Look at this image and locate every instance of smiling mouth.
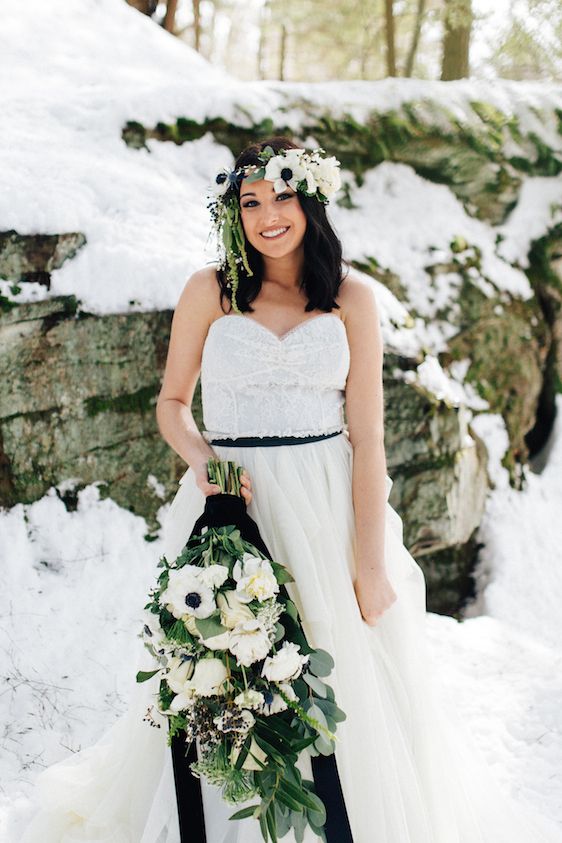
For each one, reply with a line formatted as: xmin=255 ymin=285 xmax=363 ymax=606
xmin=261 ymin=226 xmax=289 ymax=240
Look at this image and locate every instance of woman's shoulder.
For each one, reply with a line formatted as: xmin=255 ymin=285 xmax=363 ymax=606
xmin=174 ymin=264 xmax=221 ymax=313
xmin=336 ymin=270 xmax=380 ymax=324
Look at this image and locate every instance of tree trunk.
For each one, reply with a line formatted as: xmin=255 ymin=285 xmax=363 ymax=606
xmin=162 ymin=0 xmax=178 ymax=34
xmin=404 ymin=0 xmax=426 ymax=77
xmin=384 ymin=0 xmax=396 ymax=77
xmin=257 ymin=1 xmax=269 ymax=79
xmin=441 ymin=0 xmax=472 ymax=80
xmin=125 ymin=0 xmax=157 ymax=15
xmin=279 ymin=22 xmax=287 ymax=81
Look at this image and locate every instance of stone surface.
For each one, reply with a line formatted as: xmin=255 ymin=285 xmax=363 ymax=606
xmin=0 ymin=296 xmax=190 ymax=533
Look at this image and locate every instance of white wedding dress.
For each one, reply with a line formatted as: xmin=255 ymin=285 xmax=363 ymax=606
xmin=21 ymin=312 xmax=561 ymax=843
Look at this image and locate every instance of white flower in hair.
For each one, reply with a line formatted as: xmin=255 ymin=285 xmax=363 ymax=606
xmin=264 ymin=151 xmax=308 ymax=194
xmin=309 ymin=154 xmax=341 ymax=198
xmin=212 ymin=169 xmax=231 ymax=197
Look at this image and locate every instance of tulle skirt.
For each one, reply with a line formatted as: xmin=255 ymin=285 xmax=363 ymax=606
xmin=20 ymin=432 xmax=561 ymax=843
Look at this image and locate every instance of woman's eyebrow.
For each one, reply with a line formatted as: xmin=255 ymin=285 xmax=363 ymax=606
xmin=240 ymin=191 xmax=256 ymax=199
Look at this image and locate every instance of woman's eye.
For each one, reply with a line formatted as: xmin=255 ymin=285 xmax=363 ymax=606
xmin=277 ymin=193 xmax=292 ymax=200
xmin=242 ymin=200 xmax=258 ymax=208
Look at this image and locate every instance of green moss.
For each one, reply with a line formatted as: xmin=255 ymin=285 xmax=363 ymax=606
xmin=84 ymin=382 xmax=160 ymax=417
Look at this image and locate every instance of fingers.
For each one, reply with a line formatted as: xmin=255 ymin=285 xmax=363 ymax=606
xmin=204 ymin=482 xmax=222 ymax=497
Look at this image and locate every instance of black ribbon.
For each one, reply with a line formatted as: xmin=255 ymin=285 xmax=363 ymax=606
xmin=170 ymin=492 xmax=353 ymax=842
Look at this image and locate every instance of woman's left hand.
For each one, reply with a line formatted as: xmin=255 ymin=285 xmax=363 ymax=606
xmin=240 ymin=469 xmax=253 ymax=505
xmin=354 ymin=570 xmax=397 ymax=626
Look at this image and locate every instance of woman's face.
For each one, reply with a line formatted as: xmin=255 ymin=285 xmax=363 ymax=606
xmin=239 ymin=176 xmax=307 ymax=259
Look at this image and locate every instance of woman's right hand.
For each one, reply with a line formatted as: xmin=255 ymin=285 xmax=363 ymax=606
xmin=194 ymin=463 xmax=253 ymax=505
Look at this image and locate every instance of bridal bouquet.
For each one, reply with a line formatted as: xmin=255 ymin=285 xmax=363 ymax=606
xmin=137 ymin=458 xmax=347 ymax=843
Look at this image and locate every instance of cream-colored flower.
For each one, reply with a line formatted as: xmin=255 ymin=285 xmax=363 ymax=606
xmin=233 ymin=554 xmax=279 ymax=603
xmin=189 ymin=657 xmax=229 ymax=697
xmin=229 ymin=618 xmax=272 ymax=667
xmin=217 ymin=590 xmax=255 ymax=628
xmin=166 ymin=656 xmax=195 ymax=694
xmin=169 ymin=689 xmax=196 ymax=713
xmin=201 ymin=630 xmax=231 ymax=651
xmin=234 ymin=689 xmax=265 ymax=710
xmin=262 ymin=642 xmax=309 ymax=683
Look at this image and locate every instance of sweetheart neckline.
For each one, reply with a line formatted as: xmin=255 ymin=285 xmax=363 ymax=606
xmin=207 ymin=313 xmax=345 ymax=343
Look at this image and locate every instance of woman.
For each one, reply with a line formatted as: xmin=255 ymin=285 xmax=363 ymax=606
xmin=21 ymin=137 xmax=560 ymax=843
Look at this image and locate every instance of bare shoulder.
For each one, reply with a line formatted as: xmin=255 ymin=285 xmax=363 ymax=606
xmin=175 ymin=264 xmax=221 ymax=321
xmin=337 ymin=271 xmax=381 ymax=330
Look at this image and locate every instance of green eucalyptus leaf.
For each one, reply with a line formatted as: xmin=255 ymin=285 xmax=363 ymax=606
xmin=303 ymin=673 xmax=328 ymax=698
xmin=195 ymin=613 xmax=227 ymax=640
xmin=136 ymin=669 xmax=160 ymax=683
xmin=229 ymin=804 xmax=260 ymax=820
xmin=307 ymin=648 xmax=334 ymax=677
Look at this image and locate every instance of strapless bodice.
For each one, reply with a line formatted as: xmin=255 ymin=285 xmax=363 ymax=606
xmin=200 ymin=313 xmax=350 ymax=441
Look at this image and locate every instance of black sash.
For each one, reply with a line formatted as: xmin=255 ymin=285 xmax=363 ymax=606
xmin=170 ymin=443 xmax=354 ymax=842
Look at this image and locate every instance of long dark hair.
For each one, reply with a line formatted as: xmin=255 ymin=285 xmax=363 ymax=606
xmin=216 ymin=136 xmax=349 ymax=314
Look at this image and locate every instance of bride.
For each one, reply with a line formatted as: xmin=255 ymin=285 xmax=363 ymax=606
xmin=21 ymin=137 xmax=560 ymax=843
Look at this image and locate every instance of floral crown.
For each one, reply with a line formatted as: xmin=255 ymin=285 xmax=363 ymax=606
xmin=206 ymin=144 xmax=342 ymax=313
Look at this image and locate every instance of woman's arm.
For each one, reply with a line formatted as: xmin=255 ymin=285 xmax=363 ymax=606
xmin=156 ymin=267 xmax=252 ymax=503
xmin=343 ymin=277 xmax=396 ymax=624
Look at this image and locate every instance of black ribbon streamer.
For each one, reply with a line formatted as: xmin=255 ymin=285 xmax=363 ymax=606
xmin=170 ymin=492 xmax=353 ymax=843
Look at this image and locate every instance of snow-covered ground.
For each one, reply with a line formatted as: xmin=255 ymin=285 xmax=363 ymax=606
xmin=1 ymin=0 xmax=562 ymax=838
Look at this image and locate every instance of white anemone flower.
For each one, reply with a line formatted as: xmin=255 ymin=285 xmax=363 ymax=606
xmin=212 ymin=169 xmax=230 ymax=197
xmin=232 ymin=553 xmax=279 ymax=603
xmin=264 ymin=152 xmax=307 ymax=194
xmin=160 ymin=566 xmax=216 ymax=620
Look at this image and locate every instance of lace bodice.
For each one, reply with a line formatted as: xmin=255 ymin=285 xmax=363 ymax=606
xmin=200 ymin=313 xmax=350 ymax=440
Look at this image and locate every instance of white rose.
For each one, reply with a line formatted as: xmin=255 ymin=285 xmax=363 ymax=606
xmin=310 ymin=155 xmax=341 ymax=198
xmin=200 ymin=630 xmax=231 ymax=651
xmin=196 ymin=564 xmax=229 ymax=589
xmin=217 ymin=590 xmax=255 ymax=628
xmin=234 ymin=689 xmax=265 ymax=710
xmin=166 ymin=656 xmax=195 ymax=693
xmin=169 ymin=689 xmax=196 ymax=713
xmin=229 ymin=618 xmax=272 ymax=667
xmin=233 ymin=554 xmax=279 ymax=603
xmin=230 ymin=737 xmax=268 ymax=771
xmin=262 ymin=642 xmax=309 ymax=683
xmin=160 ymin=567 xmax=216 ymax=620
xmin=190 ymin=658 xmax=229 ymax=697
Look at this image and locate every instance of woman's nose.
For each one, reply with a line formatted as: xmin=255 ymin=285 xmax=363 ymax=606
xmin=260 ymin=202 xmax=280 ymax=225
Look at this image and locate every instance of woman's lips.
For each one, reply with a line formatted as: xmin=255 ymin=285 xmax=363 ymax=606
xmin=261 ymin=226 xmax=289 ymax=240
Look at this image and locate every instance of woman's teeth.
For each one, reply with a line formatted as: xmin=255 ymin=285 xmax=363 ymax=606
xmin=261 ymin=227 xmax=288 ymax=239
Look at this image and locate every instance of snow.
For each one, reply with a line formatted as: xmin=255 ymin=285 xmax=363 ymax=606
xmin=497 ymin=176 xmax=562 ymax=266
xmin=1 ymin=0 xmax=562 ymax=838
xmin=2 ymin=0 xmax=562 ymax=330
